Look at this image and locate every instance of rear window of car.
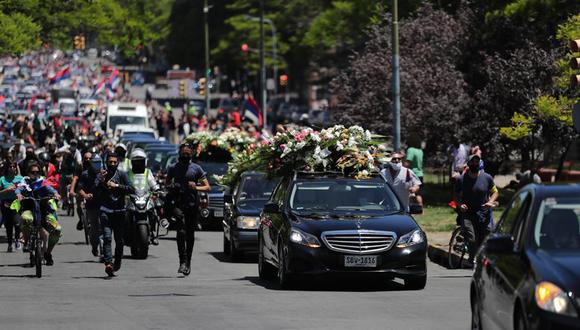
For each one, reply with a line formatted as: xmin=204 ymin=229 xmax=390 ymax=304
xmin=534 ymin=197 xmax=580 ymax=251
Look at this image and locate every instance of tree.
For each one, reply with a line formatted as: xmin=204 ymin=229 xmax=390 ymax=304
xmin=331 ymin=4 xmax=472 ymax=163
xmin=0 ymin=12 xmax=41 ymax=55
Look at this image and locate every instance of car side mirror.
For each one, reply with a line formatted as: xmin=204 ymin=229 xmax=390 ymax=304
xmin=263 ymin=203 xmax=280 ymax=213
xmin=485 ymin=233 xmax=514 ymax=254
xmin=224 ymin=194 xmax=233 ymax=204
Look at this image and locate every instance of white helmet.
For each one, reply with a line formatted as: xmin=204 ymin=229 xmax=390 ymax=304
xmin=130 ymin=148 xmax=146 ymax=160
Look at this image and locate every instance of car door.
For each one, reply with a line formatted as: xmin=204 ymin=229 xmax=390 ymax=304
xmin=261 ymin=178 xmax=288 ymax=262
xmin=483 ymin=191 xmax=531 ymax=329
xmin=224 ymin=180 xmax=240 ymax=240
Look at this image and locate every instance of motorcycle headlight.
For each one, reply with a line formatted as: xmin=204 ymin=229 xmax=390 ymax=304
xmin=535 ymin=282 xmax=577 ymax=317
xmin=396 ymin=229 xmax=425 ymax=248
xmin=236 ymin=216 xmax=259 ymax=229
xmin=135 ymin=197 xmax=147 ymax=208
xmin=289 ymin=228 xmax=320 ymax=248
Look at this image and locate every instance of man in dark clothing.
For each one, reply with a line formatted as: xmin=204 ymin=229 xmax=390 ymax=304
xmin=18 ymin=146 xmax=39 ymax=176
xmin=455 ymin=154 xmax=499 ymax=264
xmin=78 ymin=154 xmax=103 ymax=259
xmin=94 ymin=152 xmax=135 ymax=277
xmin=165 ymin=144 xmax=210 ymax=276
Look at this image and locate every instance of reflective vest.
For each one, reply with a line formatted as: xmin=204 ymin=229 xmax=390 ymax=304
xmin=128 ymin=169 xmax=149 ymax=191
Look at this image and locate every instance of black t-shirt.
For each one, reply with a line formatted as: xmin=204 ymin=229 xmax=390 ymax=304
xmin=78 ymin=170 xmax=99 ymax=209
xmin=455 ymin=172 xmax=495 ymax=213
xmin=166 ymin=162 xmax=206 ymax=205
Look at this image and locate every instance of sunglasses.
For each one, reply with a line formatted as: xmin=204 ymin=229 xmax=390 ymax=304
xmin=391 ymin=157 xmax=402 ymax=162
xmin=29 ymin=170 xmax=40 ymax=174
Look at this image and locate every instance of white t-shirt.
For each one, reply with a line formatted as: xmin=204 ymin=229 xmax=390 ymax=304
xmin=381 ymin=166 xmax=422 ymax=211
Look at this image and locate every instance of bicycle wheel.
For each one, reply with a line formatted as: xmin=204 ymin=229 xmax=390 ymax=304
xmin=448 ymin=227 xmax=468 ymax=269
xmin=35 ymin=234 xmax=42 ymax=278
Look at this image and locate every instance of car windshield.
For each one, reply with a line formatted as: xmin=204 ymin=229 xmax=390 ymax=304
xmin=238 ymin=175 xmax=279 ymax=201
xmin=289 ymin=179 xmax=402 ymax=214
xmin=534 ymin=197 xmax=580 ymax=251
xmin=199 ymin=162 xmax=228 ymax=185
xmin=110 ymin=116 xmax=146 ymax=131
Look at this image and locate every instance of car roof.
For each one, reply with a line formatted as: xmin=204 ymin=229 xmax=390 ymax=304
xmin=526 ymin=183 xmax=580 ymax=200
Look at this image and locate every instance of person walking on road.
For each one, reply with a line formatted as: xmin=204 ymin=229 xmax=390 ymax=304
xmin=454 ymin=154 xmax=499 ymax=264
xmin=381 ymin=151 xmax=421 ymax=212
xmin=0 ymin=161 xmax=23 ymax=252
xmin=95 ymin=152 xmax=135 ymax=277
xmin=165 ymin=144 xmax=210 ymax=276
xmin=78 ymin=154 xmax=104 ymax=260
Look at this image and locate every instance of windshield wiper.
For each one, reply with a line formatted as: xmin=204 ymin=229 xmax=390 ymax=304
xmin=294 ymin=212 xmax=329 ymax=219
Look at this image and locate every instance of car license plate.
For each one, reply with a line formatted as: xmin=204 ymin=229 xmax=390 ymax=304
xmin=344 ymin=255 xmax=378 ymax=267
xmin=214 ymin=210 xmax=223 ymax=217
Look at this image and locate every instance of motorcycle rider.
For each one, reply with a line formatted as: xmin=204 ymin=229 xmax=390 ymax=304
xmin=127 ymin=148 xmax=161 ymax=245
xmin=94 ymin=152 xmax=135 ymax=277
xmin=78 ymin=154 xmax=104 ymax=259
xmin=165 ymin=144 xmax=210 ymax=276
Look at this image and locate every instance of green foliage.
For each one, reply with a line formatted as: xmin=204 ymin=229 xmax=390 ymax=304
xmin=0 ymin=12 xmax=41 ymax=55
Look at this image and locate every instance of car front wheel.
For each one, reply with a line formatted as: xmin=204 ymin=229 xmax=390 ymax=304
xmin=471 ymin=290 xmax=482 ymax=330
xmin=277 ymin=243 xmax=294 ymax=289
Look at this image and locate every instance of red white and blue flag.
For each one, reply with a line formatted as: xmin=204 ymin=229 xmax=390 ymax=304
xmin=242 ymin=96 xmax=263 ymax=126
xmin=49 ymin=67 xmax=71 ymax=85
xmin=107 ymin=69 xmax=120 ymax=91
xmin=93 ymin=78 xmax=106 ymax=95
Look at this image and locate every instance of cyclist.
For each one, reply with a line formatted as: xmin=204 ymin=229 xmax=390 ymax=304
xmin=16 ymin=162 xmax=61 ymax=266
xmin=78 ymin=154 xmax=104 ymax=259
xmin=454 ymin=154 xmax=499 ymax=264
xmin=95 ymin=152 xmax=135 ymax=277
xmin=127 ymin=148 xmax=161 ymax=245
xmin=0 ymin=160 xmax=24 ymax=252
xmin=165 ymin=144 xmax=210 ymax=276
xmin=70 ymin=151 xmax=93 ymax=230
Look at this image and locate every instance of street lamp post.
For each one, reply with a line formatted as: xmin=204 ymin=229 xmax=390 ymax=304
xmin=259 ymin=0 xmax=267 ymax=128
xmin=391 ymin=0 xmax=401 ymax=151
xmin=245 ymin=16 xmax=277 ymax=97
xmin=203 ymin=0 xmax=211 ymax=114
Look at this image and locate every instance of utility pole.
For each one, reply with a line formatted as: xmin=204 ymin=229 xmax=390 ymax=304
xmin=391 ymin=0 xmax=401 ymax=151
xmin=259 ymin=0 xmax=267 ymax=129
xmin=203 ymin=0 xmax=210 ymax=114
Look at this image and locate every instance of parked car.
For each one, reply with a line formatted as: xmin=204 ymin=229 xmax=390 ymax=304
xmin=258 ymin=171 xmax=426 ymax=289
xmin=223 ymin=172 xmax=280 ymax=260
xmin=470 ymin=184 xmax=580 ymax=330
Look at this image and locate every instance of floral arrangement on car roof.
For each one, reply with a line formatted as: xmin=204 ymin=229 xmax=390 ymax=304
xmin=183 ymin=128 xmax=257 ymax=155
xmin=218 ymin=125 xmax=378 ymax=187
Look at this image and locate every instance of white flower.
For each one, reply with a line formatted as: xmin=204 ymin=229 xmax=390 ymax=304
xmin=336 ymin=142 xmax=344 ymax=151
xmin=365 ymin=130 xmax=372 ymax=141
xmin=348 ymin=137 xmax=356 ymax=147
xmin=361 ymin=170 xmax=369 ymax=176
xmin=311 ymin=133 xmax=321 ymax=142
xmin=296 ymin=141 xmax=306 ymax=150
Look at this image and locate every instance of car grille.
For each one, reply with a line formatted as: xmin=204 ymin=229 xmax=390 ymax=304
xmin=321 ymin=230 xmax=397 ymax=254
xmin=208 ymin=194 xmax=224 ymax=209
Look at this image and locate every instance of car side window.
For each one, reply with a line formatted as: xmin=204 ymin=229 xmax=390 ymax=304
xmin=512 ymin=195 xmax=532 ymax=246
xmin=271 ymin=178 xmax=289 ymax=205
xmin=496 ymin=191 xmax=529 ymax=235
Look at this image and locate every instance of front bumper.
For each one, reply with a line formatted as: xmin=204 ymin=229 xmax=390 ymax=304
xmin=232 ymin=230 xmax=258 ymax=252
xmin=286 ymin=241 xmax=427 ymax=279
xmin=527 ymin=308 xmax=580 ymax=330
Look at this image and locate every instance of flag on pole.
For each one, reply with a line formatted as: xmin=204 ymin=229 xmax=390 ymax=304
xmin=49 ymin=67 xmax=71 ymax=85
xmin=93 ymin=78 xmax=106 ymax=96
xmin=242 ymin=96 xmax=263 ymax=126
xmin=107 ymin=69 xmax=120 ymax=90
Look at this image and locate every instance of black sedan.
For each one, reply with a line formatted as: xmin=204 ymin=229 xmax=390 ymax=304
xmin=471 ymin=184 xmax=580 ymax=330
xmin=223 ymin=172 xmax=280 ymax=260
xmin=258 ymin=172 xmax=426 ymax=289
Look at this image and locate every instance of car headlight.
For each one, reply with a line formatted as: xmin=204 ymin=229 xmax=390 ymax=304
xmin=397 ymin=229 xmax=425 ymax=248
xmin=535 ymin=282 xmax=577 ymax=317
xmin=236 ymin=216 xmax=259 ymax=229
xmin=289 ymin=228 xmax=321 ymax=248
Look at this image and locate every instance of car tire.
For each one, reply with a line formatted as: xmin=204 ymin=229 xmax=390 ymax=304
xmin=277 ymin=244 xmax=294 ymax=289
xmin=404 ymin=275 xmax=426 ymax=290
xmin=470 ymin=290 xmax=482 ymax=330
xmin=223 ymin=235 xmax=231 ymax=255
xmin=258 ymin=235 xmax=276 ymax=280
xmin=514 ymin=306 xmax=528 ymax=330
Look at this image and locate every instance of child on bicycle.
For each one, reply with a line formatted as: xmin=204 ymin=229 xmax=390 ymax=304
xmin=15 ymin=162 xmax=62 ymax=266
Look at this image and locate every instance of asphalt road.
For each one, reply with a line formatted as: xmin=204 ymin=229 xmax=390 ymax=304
xmin=0 ymin=213 xmax=473 ymax=330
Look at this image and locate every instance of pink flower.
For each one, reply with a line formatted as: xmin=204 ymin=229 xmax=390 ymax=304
xmin=293 ymin=133 xmax=304 ymax=142
xmin=280 ymin=144 xmax=286 ymax=151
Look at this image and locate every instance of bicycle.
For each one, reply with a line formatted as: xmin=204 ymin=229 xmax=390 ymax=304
xmin=448 ymin=225 xmax=468 ymax=269
xmin=21 ymin=196 xmax=54 ymax=278
xmin=79 ymin=199 xmax=90 ymax=245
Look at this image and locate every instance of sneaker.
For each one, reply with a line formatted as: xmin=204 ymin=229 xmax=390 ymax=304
xmin=44 ymin=253 xmax=54 ymax=266
xmin=151 ymin=237 xmax=159 ymax=246
xmin=99 ymin=256 xmax=105 ymax=263
xmin=15 ymin=241 xmax=21 ymax=250
xmin=177 ymin=263 xmax=186 ymax=274
xmin=105 ymin=263 xmax=115 ymax=277
xmin=113 ymin=259 xmax=121 ymax=272
xmin=183 ymin=264 xmax=191 ymax=276
xmin=91 ymin=246 xmax=99 ymax=257
xmin=7 ymin=244 xmax=13 ymax=253
xmin=76 ymin=220 xmax=83 ymax=231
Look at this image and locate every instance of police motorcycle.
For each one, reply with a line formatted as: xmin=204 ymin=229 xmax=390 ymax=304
xmin=124 ymin=149 xmax=162 ymax=259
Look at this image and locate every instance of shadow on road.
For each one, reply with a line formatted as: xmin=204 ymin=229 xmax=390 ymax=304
xmin=62 ymin=260 xmax=99 ymax=264
xmin=0 ymin=274 xmax=38 ymax=278
xmin=57 ymin=242 xmax=89 ymax=246
xmin=0 ymin=263 xmax=33 ymax=268
xmin=71 ymin=276 xmax=115 ymax=280
xmin=128 ymin=293 xmax=195 ymax=297
xmin=207 ymin=251 xmax=256 ymax=264
xmin=238 ymin=275 xmax=409 ymax=292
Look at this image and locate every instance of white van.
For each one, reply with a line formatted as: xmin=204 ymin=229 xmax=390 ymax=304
xmin=106 ymin=102 xmax=149 ymax=136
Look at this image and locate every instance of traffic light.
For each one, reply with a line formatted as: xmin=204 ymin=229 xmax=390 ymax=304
xmin=241 ymin=44 xmax=249 ymax=53
xmin=199 ymin=77 xmax=206 ymax=96
xmin=179 ymin=80 xmax=186 ymax=97
xmin=74 ymin=35 xmax=82 ymax=50
xmin=570 ymin=39 xmax=580 ymax=87
xmin=279 ymin=74 xmax=288 ymax=87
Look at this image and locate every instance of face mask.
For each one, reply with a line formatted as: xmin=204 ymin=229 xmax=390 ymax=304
xmin=390 ymin=162 xmax=402 ymax=171
xmin=468 ymin=164 xmax=479 ymax=174
xmin=107 ymin=164 xmax=118 ymax=172
xmin=179 ymin=154 xmax=191 ymax=164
